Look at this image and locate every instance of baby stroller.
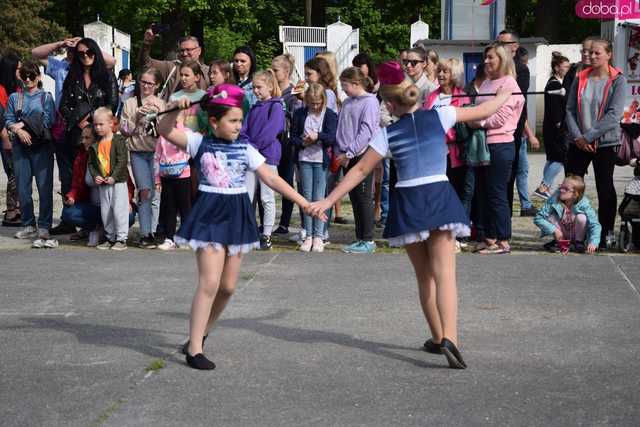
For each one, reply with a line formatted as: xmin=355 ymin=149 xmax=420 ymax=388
xmin=617 ymin=122 xmax=640 ymax=252
xmin=618 ymin=177 xmax=640 ymax=252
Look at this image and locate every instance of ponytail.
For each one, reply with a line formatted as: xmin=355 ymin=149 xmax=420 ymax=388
xmin=254 ymin=68 xmax=282 ymax=97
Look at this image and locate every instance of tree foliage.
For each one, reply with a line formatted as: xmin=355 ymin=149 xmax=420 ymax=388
xmin=0 ymin=0 xmax=67 ymax=59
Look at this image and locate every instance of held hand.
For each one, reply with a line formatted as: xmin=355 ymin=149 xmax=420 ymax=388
xmin=105 ymin=177 xmax=115 ymax=185
xmin=553 ymin=229 xmax=564 ymax=241
xmin=172 ymin=97 xmax=192 ymax=110
xmin=95 ymin=176 xmax=105 ymax=185
xmin=307 ymin=199 xmax=332 ymax=220
xmin=64 ymin=37 xmax=81 ymax=48
xmin=587 ymin=243 xmax=597 ymax=254
xmin=529 ymin=135 xmax=541 ymax=150
xmin=78 ymin=115 xmax=91 ymax=130
xmin=17 ymin=129 xmax=32 ymax=145
xmin=575 ymin=137 xmax=595 ymax=153
xmin=307 ymin=131 xmax=318 ymax=142
xmin=337 ymin=153 xmax=349 ymax=167
xmin=143 ymin=28 xmax=157 ymax=44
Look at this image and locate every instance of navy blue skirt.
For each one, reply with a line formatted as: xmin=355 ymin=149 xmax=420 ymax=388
xmin=175 ymin=191 xmax=259 ymax=254
xmin=383 ymin=181 xmax=470 ymax=247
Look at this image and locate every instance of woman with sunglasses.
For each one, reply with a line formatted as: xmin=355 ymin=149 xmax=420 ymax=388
xmin=5 ymin=61 xmax=56 ymax=247
xmin=120 ymin=68 xmax=166 ymax=248
xmin=59 ymin=38 xmax=118 ymax=149
xmin=403 ymin=48 xmax=438 ymax=106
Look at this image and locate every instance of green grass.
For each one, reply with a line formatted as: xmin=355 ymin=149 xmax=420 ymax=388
xmin=144 ymin=359 xmax=165 ymax=372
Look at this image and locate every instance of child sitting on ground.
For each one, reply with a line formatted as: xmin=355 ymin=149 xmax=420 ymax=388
xmin=534 ymin=175 xmax=601 ymax=254
xmin=88 ymin=107 xmax=130 ymax=251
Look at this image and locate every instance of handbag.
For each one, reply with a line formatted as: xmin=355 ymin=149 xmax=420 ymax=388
xmin=16 ymin=92 xmax=53 ymax=146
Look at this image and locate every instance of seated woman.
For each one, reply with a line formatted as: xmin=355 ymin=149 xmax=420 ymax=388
xmin=61 ymin=127 xmax=136 ymax=246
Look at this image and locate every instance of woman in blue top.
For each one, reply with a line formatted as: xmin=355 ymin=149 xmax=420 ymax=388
xmin=5 ymin=61 xmax=56 ymax=247
xmin=309 ymin=62 xmax=512 ymax=369
xmin=158 ymin=84 xmax=309 ymax=370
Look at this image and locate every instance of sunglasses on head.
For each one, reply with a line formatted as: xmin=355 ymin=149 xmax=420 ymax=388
xmin=20 ymin=72 xmax=38 ymax=81
xmin=77 ymin=50 xmax=95 ymax=58
xmin=402 ymin=59 xmax=425 ymax=67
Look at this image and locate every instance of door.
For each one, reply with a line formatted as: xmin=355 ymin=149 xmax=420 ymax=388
xmin=463 ymin=52 xmax=484 ymax=85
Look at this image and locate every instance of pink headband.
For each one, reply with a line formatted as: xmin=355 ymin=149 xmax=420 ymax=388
xmin=205 ymin=84 xmax=244 ymax=108
xmin=377 ymin=61 xmax=406 ymax=86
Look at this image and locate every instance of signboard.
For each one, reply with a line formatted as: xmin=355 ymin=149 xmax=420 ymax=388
xmin=576 ymin=0 xmax=640 ymax=20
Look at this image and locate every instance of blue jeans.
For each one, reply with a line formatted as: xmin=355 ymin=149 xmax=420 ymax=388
xmin=516 ymin=138 xmax=532 ymax=210
xmin=130 ymin=151 xmax=159 ymax=236
xmin=300 ymin=161 xmax=328 ymax=238
xmin=478 ymin=143 xmax=515 ymax=241
xmin=61 ymin=200 xmax=136 ymax=230
xmin=12 ymin=141 xmax=54 ymax=230
xmin=542 ymin=160 xmax=564 ymax=189
xmin=380 ymin=158 xmax=390 ymax=222
xmin=460 ymin=166 xmax=475 ymax=216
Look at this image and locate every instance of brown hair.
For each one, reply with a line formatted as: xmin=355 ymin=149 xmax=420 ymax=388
xmin=378 ymin=79 xmax=420 ymax=107
xmin=565 ymin=175 xmax=586 ymax=202
xmin=208 ymin=59 xmax=235 ymax=84
xmin=339 ymin=67 xmax=374 ymax=93
xmin=253 ymin=69 xmax=282 ymax=97
xmin=590 ymin=39 xmax=613 ymax=65
xmin=179 ymin=60 xmax=204 ymax=79
xmin=550 ymin=51 xmax=569 ymax=76
xmin=304 ymin=82 xmax=327 ymax=110
xmin=305 ymin=57 xmax=338 ymax=101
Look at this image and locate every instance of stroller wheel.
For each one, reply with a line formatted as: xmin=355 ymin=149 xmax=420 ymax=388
xmin=618 ymin=224 xmax=631 ymax=253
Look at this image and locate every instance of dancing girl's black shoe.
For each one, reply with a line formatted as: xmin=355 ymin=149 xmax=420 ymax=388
xmin=440 ymin=338 xmax=467 ymax=369
xmin=186 ymin=353 xmax=216 ymax=370
xmin=180 ymin=334 xmax=208 ymax=355
xmin=422 ymin=338 xmax=442 ymax=354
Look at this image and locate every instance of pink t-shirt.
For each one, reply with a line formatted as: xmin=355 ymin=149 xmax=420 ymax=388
xmin=475 ymin=75 xmax=524 ymax=144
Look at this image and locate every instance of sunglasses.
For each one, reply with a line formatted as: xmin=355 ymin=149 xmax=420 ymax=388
xmin=77 ymin=50 xmax=95 ymax=58
xmin=402 ymin=59 xmax=425 ymax=67
xmin=20 ymin=72 xmax=38 ymax=81
xmin=559 ymin=185 xmax=574 ymax=193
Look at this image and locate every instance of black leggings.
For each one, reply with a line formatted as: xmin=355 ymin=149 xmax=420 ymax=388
xmin=346 ymin=154 xmax=374 ymax=241
xmin=565 ymin=144 xmax=617 ymax=239
xmin=159 ymin=177 xmax=192 ymax=240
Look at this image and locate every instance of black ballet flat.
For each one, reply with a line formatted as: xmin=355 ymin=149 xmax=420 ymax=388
xmin=440 ymin=338 xmax=467 ymax=369
xmin=186 ymin=353 xmax=216 ymax=370
xmin=423 ymin=338 xmax=442 ymax=354
xmin=180 ymin=334 xmax=208 ymax=355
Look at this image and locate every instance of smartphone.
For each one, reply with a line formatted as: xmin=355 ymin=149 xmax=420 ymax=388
xmin=151 ymin=23 xmax=170 ymax=35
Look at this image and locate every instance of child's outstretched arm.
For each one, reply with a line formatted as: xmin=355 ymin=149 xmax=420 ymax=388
xmin=255 ymin=164 xmax=310 ymax=212
xmin=157 ymin=98 xmax=191 ymax=149
xmin=308 ymin=147 xmax=383 ymax=220
xmin=455 ymin=87 xmax=512 ymax=124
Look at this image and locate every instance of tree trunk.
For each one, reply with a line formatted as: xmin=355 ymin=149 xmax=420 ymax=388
xmin=305 ymin=0 xmax=312 ymax=26
xmin=534 ymin=0 xmax=561 ymax=42
xmin=161 ymin=0 xmax=186 ymax=59
xmin=310 ymin=0 xmax=326 ymax=27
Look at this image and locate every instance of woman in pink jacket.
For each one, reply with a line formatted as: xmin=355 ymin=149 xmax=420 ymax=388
xmin=473 ymin=43 xmax=524 ymax=254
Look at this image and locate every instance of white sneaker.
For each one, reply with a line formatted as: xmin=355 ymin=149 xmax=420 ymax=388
xmin=311 ymin=237 xmax=324 ymax=253
xmin=87 ymin=231 xmax=101 ymax=247
xmin=299 ymin=237 xmax=313 ymax=252
xmin=158 ymin=238 xmax=177 ymax=251
xmin=15 ymin=226 xmax=38 ymax=239
xmin=44 ymin=239 xmax=59 ymax=249
xmin=455 ymin=240 xmax=462 ymax=254
xmin=32 ymin=238 xmax=45 ymax=249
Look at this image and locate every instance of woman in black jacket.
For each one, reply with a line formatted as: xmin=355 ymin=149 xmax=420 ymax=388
xmin=535 ymin=52 xmax=571 ymax=199
xmin=60 ymin=38 xmax=118 ymax=147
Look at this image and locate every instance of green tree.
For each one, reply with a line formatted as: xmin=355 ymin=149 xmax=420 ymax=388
xmin=0 ymin=0 xmax=67 ymax=59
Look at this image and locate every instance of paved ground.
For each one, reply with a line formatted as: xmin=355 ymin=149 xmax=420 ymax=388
xmin=1 ymin=152 xmax=639 ymax=426
xmin=0 ymin=250 xmax=639 ymax=426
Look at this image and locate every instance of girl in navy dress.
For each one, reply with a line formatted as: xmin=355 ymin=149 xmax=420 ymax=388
xmin=309 ymin=62 xmax=511 ymax=369
xmin=158 ymin=84 xmax=309 ymax=370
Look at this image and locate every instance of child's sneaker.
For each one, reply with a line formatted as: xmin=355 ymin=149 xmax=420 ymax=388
xmin=543 ymin=240 xmax=559 ymax=253
xmin=259 ymin=235 xmax=272 ymax=251
xmin=342 ymin=240 xmax=363 ymax=253
xmin=311 ymin=237 xmax=324 ymax=253
xmin=44 ymin=239 xmax=59 ymax=249
xmin=299 ymin=237 xmax=313 ymax=252
xmin=32 ymin=238 xmax=45 ymax=249
xmin=139 ymin=235 xmax=157 ymax=249
xmin=157 ymin=238 xmax=177 ymax=251
xmin=15 ymin=225 xmax=38 ymax=240
xmin=289 ymin=229 xmax=306 ymax=243
xmin=111 ymin=241 xmax=127 ymax=251
xmin=96 ymin=240 xmax=114 ymax=250
xmin=273 ymin=226 xmax=289 ymax=235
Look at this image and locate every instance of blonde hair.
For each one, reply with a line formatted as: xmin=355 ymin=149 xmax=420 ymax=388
xmin=315 ymin=51 xmax=338 ymax=85
xmin=378 ymin=79 xmax=420 ymax=107
xmin=339 ymin=67 xmax=374 ymax=93
xmin=437 ymin=58 xmax=465 ymax=89
xmin=253 ymin=69 xmax=282 ymax=97
xmin=304 ymin=82 xmax=327 ymax=110
xmin=93 ymin=107 xmax=113 ymax=122
xmin=565 ymin=175 xmax=586 ymax=202
xmin=272 ymin=54 xmax=296 ymax=78
xmin=485 ymin=43 xmax=516 ymax=78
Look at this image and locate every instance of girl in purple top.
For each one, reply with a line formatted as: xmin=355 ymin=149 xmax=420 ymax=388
xmin=334 ymin=67 xmax=380 ymax=254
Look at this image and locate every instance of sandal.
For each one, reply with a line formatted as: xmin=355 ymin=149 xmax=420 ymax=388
xmin=477 ymin=244 xmax=511 ymax=255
